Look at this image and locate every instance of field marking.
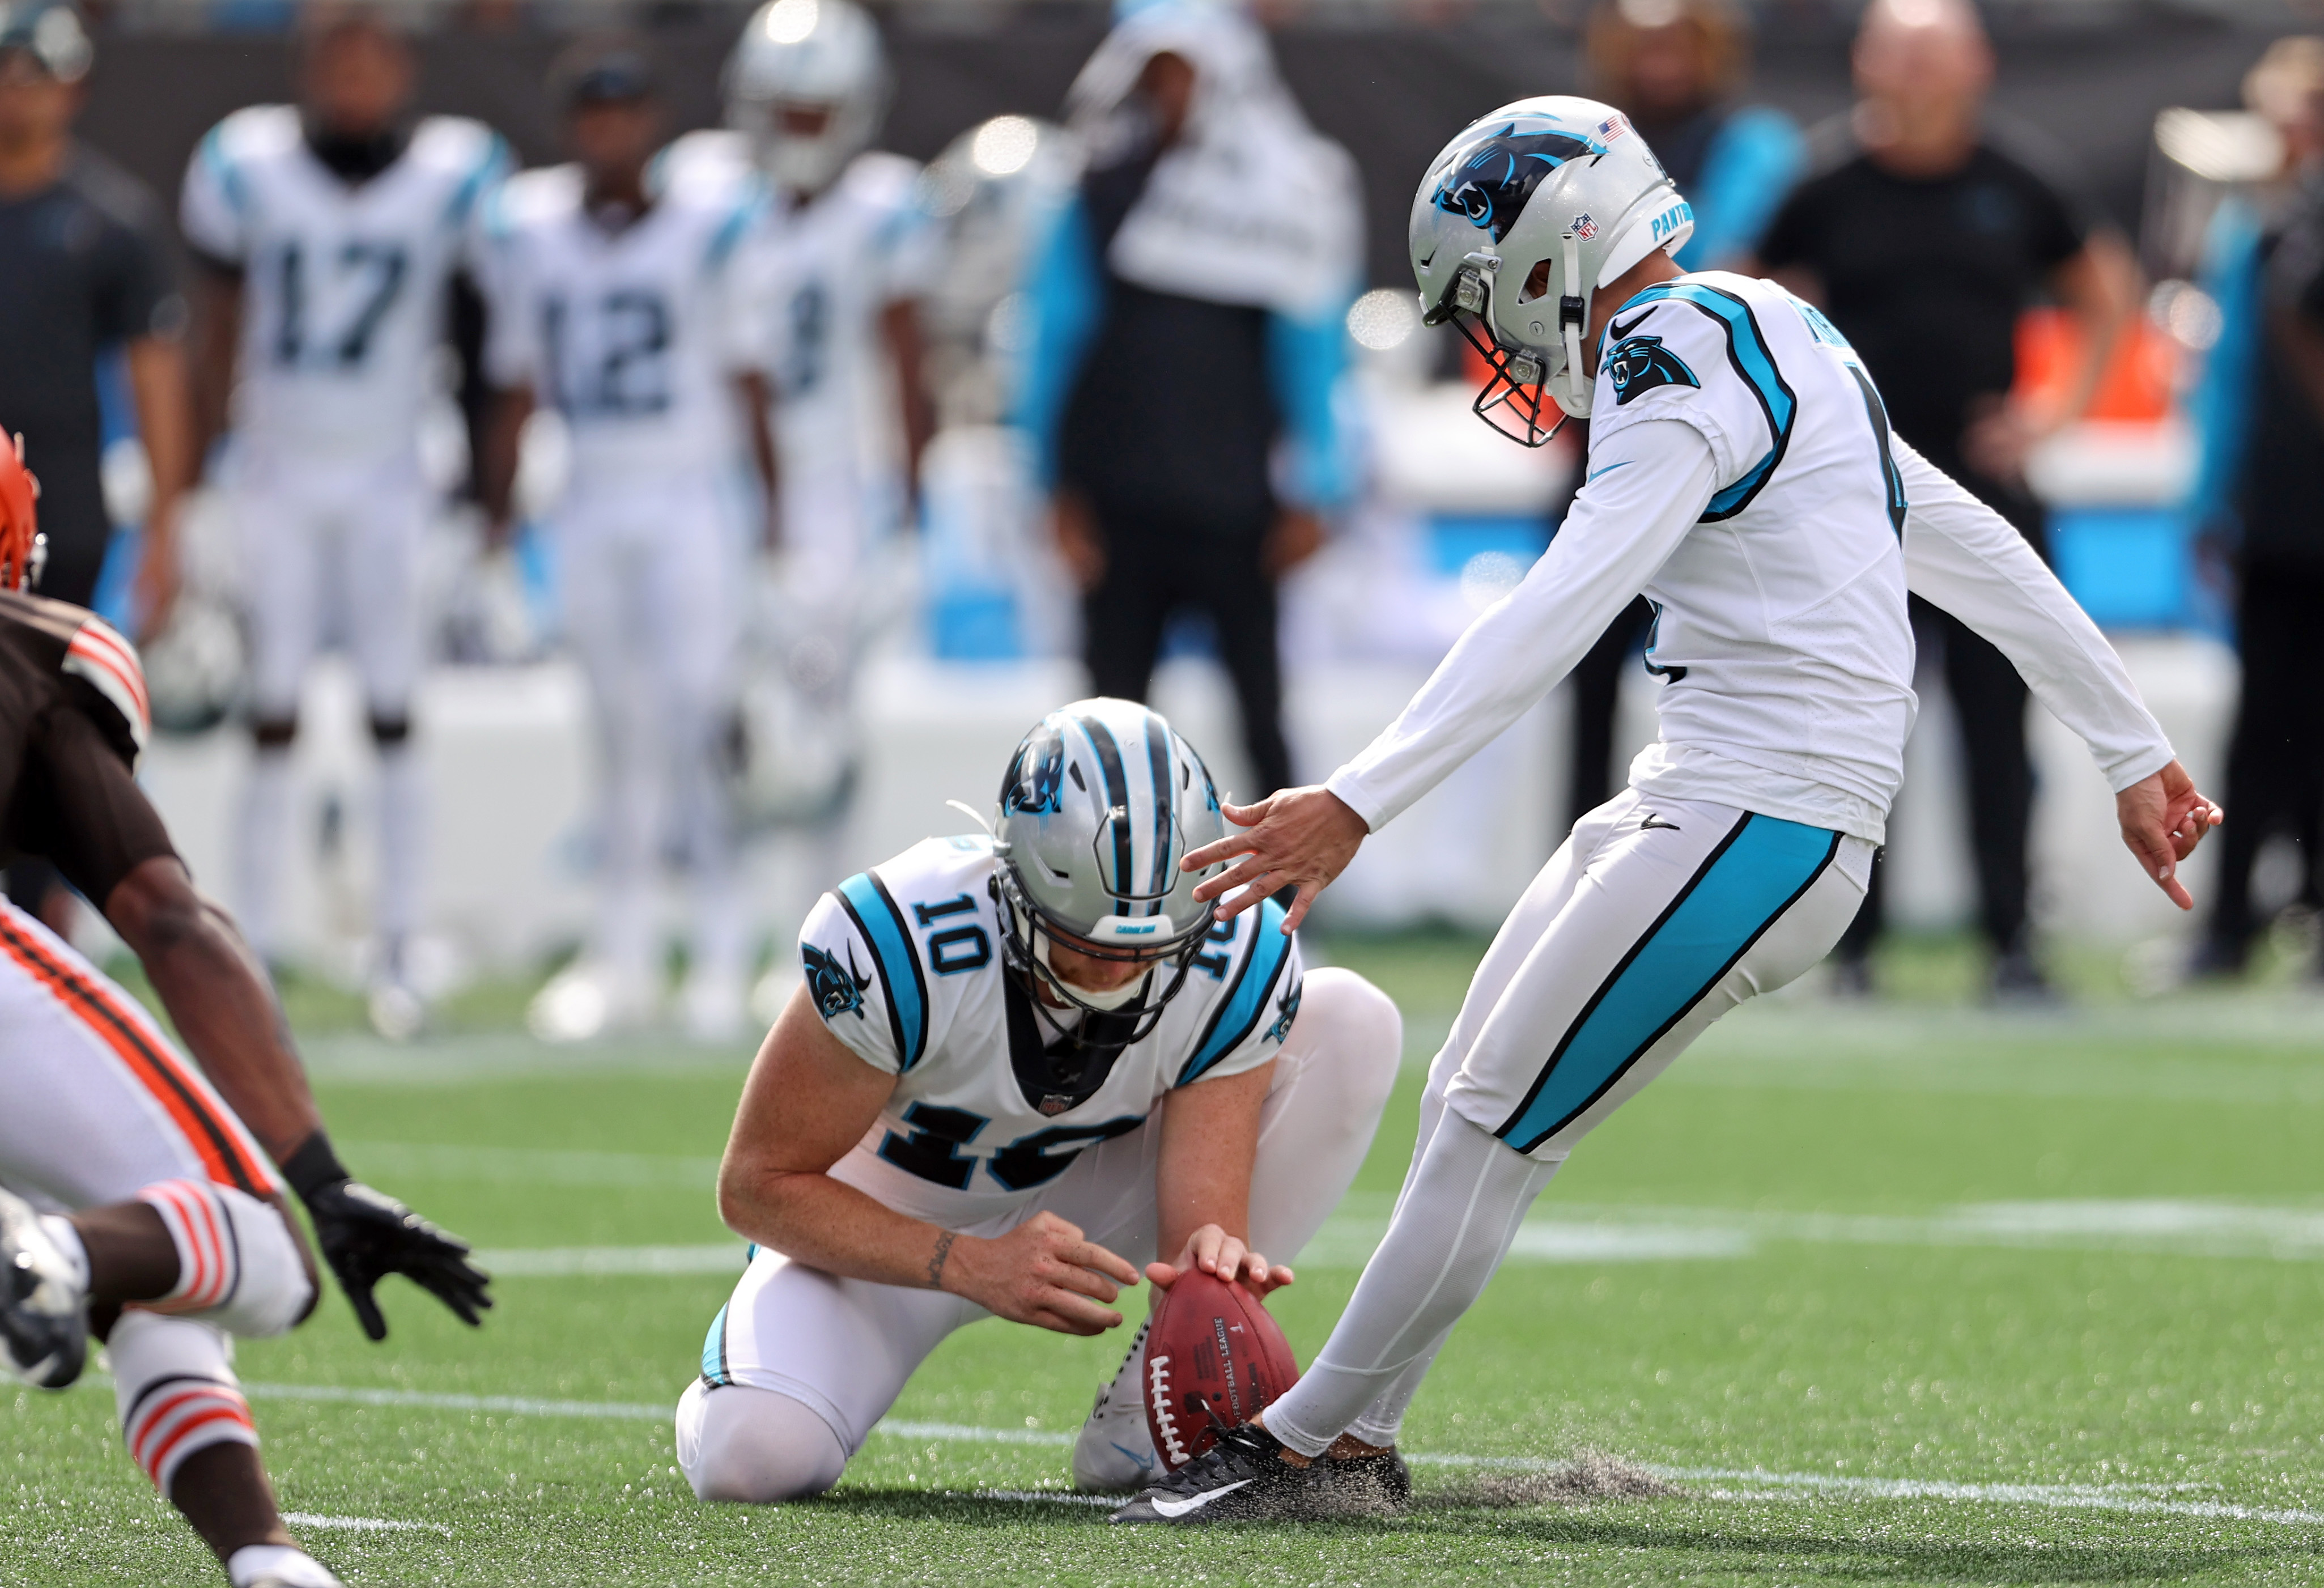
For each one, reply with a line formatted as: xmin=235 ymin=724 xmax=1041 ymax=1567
xmin=281 ymin=1511 xmax=450 ymax=1535
xmin=215 ymin=1381 xmax=2324 ymax=1528
xmin=439 ymin=1194 xmax=2324 ymax=1283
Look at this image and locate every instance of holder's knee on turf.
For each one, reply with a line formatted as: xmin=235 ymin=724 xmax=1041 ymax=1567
xmin=135 ymin=1179 xmax=313 ymax=1338
xmin=676 ymin=1379 xmax=848 ymax=1502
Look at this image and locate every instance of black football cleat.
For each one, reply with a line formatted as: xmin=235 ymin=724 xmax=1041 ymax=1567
xmin=0 ymin=1186 xmax=87 ymax=1390
xmin=1110 ymin=1422 xmax=1315 ymax=1524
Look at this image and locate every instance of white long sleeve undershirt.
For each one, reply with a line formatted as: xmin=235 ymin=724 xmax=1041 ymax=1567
xmin=1324 ymin=424 xmax=2174 ymax=837
xmin=1890 ymin=438 xmax=2174 ymax=797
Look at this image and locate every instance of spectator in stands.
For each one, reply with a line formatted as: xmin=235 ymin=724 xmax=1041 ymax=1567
xmin=1014 ymin=1 xmax=1357 ymax=800
xmin=0 ymin=1 xmax=191 ymax=935
xmin=2186 ymin=37 xmax=2324 ymax=979
xmin=1563 ymin=0 xmax=1804 ymax=829
xmin=1755 ymin=0 xmax=2138 ymax=1000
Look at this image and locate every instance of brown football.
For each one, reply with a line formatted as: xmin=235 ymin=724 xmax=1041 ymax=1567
xmin=1142 ymin=1269 xmax=1302 ymax=1472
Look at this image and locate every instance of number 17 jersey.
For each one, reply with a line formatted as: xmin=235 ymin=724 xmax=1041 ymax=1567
xmin=180 ymin=107 xmax=509 ymax=462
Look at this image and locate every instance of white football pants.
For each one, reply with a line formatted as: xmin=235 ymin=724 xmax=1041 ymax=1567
xmin=230 ymin=450 xmax=430 ymax=960
xmin=675 ymin=967 xmax=1404 ymax=1502
xmin=1263 ymin=791 xmax=1873 ymax=1457
xmin=555 ymin=475 xmax=747 ymax=988
xmin=0 ymin=899 xmax=305 ymax=1492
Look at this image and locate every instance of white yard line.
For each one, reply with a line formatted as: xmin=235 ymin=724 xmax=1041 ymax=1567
xmin=214 ymin=1381 xmax=2322 ymax=1528
xmin=281 ymin=1512 xmax=450 ymax=1535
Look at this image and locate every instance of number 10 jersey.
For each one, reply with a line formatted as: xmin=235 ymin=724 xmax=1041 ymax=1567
xmin=801 ymin=835 xmax=1305 ymax=1228
xmin=181 ymin=107 xmax=509 ymax=464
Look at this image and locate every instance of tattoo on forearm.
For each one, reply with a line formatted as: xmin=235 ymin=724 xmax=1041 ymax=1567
xmin=926 ymin=1230 xmax=956 ymax=1288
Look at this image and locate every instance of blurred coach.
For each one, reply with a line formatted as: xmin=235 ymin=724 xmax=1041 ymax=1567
xmin=1014 ymin=1 xmax=1358 ymax=801
xmin=2185 ymin=38 xmax=2324 ymax=979
xmin=1755 ymin=0 xmax=2138 ymax=1000
xmin=0 ymin=2 xmax=192 ymax=932
xmin=1564 ymin=0 xmax=1804 ymax=830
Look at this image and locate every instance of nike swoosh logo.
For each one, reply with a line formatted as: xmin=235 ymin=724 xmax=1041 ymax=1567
xmin=1150 ymin=1479 xmax=1254 ymax=1518
xmin=1640 ymin=813 xmax=1682 ymax=832
xmin=1607 ymin=311 xmax=1650 ymax=343
xmin=1586 ymin=461 xmax=1634 ymax=483
xmin=1111 ymin=1442 xmax=1156 ymax=1472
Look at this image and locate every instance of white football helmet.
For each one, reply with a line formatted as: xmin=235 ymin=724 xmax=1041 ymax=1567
xmin=724 ymin=0 xmax=890 ymax=196
xmin=990 ymin=699 xmax=1227 ymax=1048
xmin=1410 ymin=95 xmax=1694 ymax=444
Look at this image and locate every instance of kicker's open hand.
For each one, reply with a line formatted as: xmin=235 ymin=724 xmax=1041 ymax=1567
xmin=301 ymin=1178 xmax=493 ymax=1342
xmin=1181 ymin=785 xmax=1370 ymax=932
xmin=2117 ymin=759 xmax=2222 ymax=911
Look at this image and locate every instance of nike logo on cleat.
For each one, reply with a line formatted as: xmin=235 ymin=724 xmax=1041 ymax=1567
xmin=1111 ymin=1442 xmax=1156 ymax=1474
xmin=1639 ymin=812 xmax=1681 ymax=832
xmin=1149 ymin=1479 xmax=1254 ymax=1518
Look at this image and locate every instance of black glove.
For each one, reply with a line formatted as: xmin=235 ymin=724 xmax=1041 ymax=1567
xmin=284 ymin=1132 xmax=493 ymax=1342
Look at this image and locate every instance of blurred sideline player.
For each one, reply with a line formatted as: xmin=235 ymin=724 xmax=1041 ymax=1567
xmin=1118 ymin=97 xmax=2219 ymax=1521
xmin=676 ymin=700 xmax=1400 ymax=1502
xmin=0 ymin=441 xmax=490 ymax=1587
xmin=723 ymin=0 xmax=937 ymax=1005
xmin=481 ymin=41 xmax=768 ymax=1042
xmin=181 ymin=9 xmax=509 ymax=1034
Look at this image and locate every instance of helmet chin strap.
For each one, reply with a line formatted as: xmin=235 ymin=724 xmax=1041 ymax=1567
xmin=1552 ymin=230 xmax=1594 ymax=419
xmin=1034 ymin=930 xmax=1152 ymax=1012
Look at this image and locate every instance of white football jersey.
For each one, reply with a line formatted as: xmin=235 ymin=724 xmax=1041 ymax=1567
xmin=481 ymin=148 xmax=763 ymax=491
xmin=799 ymin=835 xmax=1303 ymax=1225
xmin=736 ymin=151 xmax=939 ymax=515
xmin=1330 ymin=268 xmax=2172 ymax=846
xmin=181 ymin=107 xmax=509 ymax=460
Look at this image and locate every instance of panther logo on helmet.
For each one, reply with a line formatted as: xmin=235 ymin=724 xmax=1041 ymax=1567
xmin=999 ymin=725 xmax=1068 ymax=816
xmin=1431 ymin=123 xmax=1608 ymax=244
xmin=1605 ymin=332 xmax=1700 ymax=406
xmin=801 ymin=940 xmax=872 ymax=1020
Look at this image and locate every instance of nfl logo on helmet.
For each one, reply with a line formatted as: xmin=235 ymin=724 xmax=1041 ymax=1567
xmin=1571 ymin=213 xmax=1599 ymax=240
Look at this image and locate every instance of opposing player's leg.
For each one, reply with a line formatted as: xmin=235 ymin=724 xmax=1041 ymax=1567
xmin=231 ymin=473 xmax=325 ymax=966
xmin=1069 ymin=968 xmax=1402 ymax=1490
xmin=0 ymin=903 xmax=333 ymax=1582
xmin=677 ymin=1245 xmax=983 ymax=1502
xmin=345 ymin=461 xmax=430 ymax=1035
xmin=1119 ymin=796 xmax=1869 ymax=1520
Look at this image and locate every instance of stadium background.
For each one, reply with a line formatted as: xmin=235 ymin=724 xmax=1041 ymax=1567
xmin=10 ymin=4 xmax=2324 ymax=1585
xmin=49 ymin=0 xmax=2306 ymax=997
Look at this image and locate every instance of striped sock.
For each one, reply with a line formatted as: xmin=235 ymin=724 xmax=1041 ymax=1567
xmin=134 ymin=1178 xmax=240 ymax=1315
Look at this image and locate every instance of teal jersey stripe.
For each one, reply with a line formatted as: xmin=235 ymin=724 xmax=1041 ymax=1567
xmin=1497 ymin=814 xmax=1840 ymax=1153
xmin=1621 ymin=281 xmax=1796 ymax=521
xmin=700 ymin=1302 xmax=732 ymax=1387
xmin=1178 ymin=898 xmax=1295 ymax=1085
xmin=836 ymin=872 xmax=931 ymax=1071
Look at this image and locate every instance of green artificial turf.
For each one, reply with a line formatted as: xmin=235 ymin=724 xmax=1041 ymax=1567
xmin=8 ymin=936 xmax=2324 ymax=1586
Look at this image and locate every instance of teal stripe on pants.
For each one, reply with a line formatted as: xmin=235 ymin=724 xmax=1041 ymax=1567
xmin=1498 ymin=813 xmax=1839 ymax=1153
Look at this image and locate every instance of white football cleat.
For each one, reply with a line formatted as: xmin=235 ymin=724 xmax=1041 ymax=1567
xmin=0 ymin=1186 xmax=87 ymax=1390
xmin=1073 ymin=1318 xmax=1159 ymax=1492
xmin=366 ymin=979 xmax=427 ymax=1043
xmin=226 ymin=1543 xmax=343 ymax=1588
xmin=526 ymin=959 xmax=657 ymax=1043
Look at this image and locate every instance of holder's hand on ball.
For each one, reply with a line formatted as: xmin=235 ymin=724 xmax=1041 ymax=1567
xmin=1146 ymin=1222 xmax=1292 ymax=1300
